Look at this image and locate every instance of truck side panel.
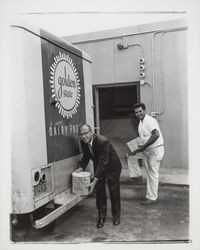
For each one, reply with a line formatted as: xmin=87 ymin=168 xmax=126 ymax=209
xmin=41 ymin=36 xmax=86 ymax=163
xmin=11 ymin=23 xmax=93 ymax=216
xmin=12 ymin=27 xmax=48 ymax=213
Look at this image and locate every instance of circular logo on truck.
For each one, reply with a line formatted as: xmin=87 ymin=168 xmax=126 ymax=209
xmin=49 ymin=52 xmax=81 ymax=118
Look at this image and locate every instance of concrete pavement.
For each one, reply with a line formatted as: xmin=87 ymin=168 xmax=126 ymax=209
xmin=12 ymin=183 xmax=189 ymax=243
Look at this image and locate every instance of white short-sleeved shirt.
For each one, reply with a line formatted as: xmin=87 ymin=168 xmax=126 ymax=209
xmin=138 ymin=114 xmax=164 ymax=148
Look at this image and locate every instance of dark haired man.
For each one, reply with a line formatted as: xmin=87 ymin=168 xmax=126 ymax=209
xmin=131 ymin=103 xmax=164 ymax=205
xmin=75 ymin=124 xmax=122 ymax=228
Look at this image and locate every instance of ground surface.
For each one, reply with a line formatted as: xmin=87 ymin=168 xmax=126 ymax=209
xmin=12 ymin=184 xmax=189 ymax=244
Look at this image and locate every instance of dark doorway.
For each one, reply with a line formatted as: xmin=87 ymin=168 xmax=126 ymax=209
xmin=93 ymin=82 xmax=140 ymax=166
xmin=99 ymin=85 xmax=138 ymax=119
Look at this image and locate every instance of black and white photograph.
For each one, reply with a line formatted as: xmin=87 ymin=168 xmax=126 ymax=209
xmin=0 ymin=0 xmax=200 ymax=249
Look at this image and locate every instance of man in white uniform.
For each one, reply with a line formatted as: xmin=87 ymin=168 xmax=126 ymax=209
xmin=131 ymin=102 xmax=164 ymax=205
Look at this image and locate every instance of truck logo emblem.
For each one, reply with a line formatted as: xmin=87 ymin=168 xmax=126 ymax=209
xmin=49 ymin=52 xmax=81 ymax=118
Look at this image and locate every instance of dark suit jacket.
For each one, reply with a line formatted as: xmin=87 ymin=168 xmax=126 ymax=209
xmin=80 ymin=134 xmax=122 ymax=181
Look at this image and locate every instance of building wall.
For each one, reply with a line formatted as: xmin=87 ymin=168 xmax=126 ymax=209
xmin=63 ymin=19 xmax=188 ymax=169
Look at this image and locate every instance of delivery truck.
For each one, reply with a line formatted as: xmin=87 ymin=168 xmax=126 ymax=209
xmin=11 ymin=19 xmax=94 ymax=229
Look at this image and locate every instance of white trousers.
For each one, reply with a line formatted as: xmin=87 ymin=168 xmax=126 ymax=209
xmin=143 ymin=146 xmax=164 ymax=200
xmin=127 ymin=154 xmax=143 ymax=178
xmin=127 ymin=146 xmax=164 ymax=200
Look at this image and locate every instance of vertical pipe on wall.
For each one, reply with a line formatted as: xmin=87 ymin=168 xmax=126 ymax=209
xmin=153 ymin=28 xmax=186 ymax=115
xmin=151 ymin=31 xmax=166 ymax=115
xmin=151 ymin=32 xmax=160 ymax=112
xmin=156 ymin=32 xmax=166 ymax=115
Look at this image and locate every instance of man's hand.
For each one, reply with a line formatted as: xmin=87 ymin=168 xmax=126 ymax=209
xmin=132 ymin=145 xmax=144 ymax=156
xmin=74 ymin=167 xmax=83 ymax=173
xmin=86 ymin=179 xmax=98 ymax=194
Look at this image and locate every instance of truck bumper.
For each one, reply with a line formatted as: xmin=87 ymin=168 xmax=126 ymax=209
xmin=33 ymin=189 xmax=88 ymax=229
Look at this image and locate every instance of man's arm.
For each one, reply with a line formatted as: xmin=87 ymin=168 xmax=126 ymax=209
xmin=87 ymin=177 xmax=98 ymax=194
xmin=132 ymin=129 xmax=160 ymax=155
xmin=80 ymin=152 xmax=90 ymax=170
xmin=75 ymin=143 xmax=90 ymax=172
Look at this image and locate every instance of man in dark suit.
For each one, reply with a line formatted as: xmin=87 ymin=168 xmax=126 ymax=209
xmin=76 ymin=124 xmax=122 ymax=228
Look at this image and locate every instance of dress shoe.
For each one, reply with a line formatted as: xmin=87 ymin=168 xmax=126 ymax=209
xmin=113 ymin=218 xmax=120 ymax=225
xmin=140 ymin=198 xmax=157 ymax=205
xmin=96 ymin=217 xmax=105 ymax=228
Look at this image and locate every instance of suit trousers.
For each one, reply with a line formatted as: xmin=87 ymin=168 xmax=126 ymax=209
xmin=95 ymin=178 xmax=121 ymax=220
